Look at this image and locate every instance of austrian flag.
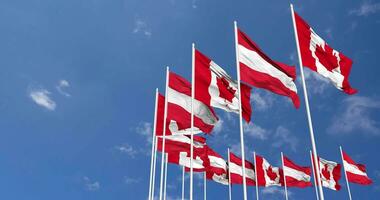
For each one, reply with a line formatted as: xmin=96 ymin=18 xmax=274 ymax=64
xmin=342 ymin=150 xmax=373 ymax=185
xmin=237 ymin=27 xmax=300 ymax=108
xmin=283 ymin=155 xmax=312 ymax=188
xmin=229 ymin=152 xmax=256 ymax=185
xmin=293 ymin=12 xmax=357 ymax=94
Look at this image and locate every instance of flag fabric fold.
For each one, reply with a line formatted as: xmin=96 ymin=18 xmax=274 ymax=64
xmin=294 ymin=12 xmax=357 ymax=94
xmin=283 ymin=155 xmax=312 ymax=187
xmin=195 ymin=49 xmax=252 ymax=122
xmin=342 ymin=150 xmax=373 ymax=185
xmin=157 ymin=135 xmax=208 ymax=172
xmin=237 ymin=28 xmax=300 ymax=108
xmin=205 ymin=146 xmax=229 ymax=185
xmin=229 ymin=152 xmax=256 ymax=185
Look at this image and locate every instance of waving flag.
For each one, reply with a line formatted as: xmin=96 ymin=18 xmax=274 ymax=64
xmin=342 ymin=150 xmax=372 ymax=185
xmin=229 ymin=152 xmax=256 ymax=185
xmin=283 ymin=155 xmax=312 ymax=187
xmin=167 ymin=72 xmax=218 ymax=134
xmin=205 ymin=146 xmax=229 ymax=185
xmin=294 ymin=12 xmax=357 ymax=94
xmin=318 ymin=157 xmax=342 ymax=190
xmin=195 ymin=49 xmax=252 ymax=122
xmin=237 ymin=27 xmax=300 ymax=108
xmin=155 ymin=93 xmax=202 ymax=136
xmin=255 ymin=154 xmax=284 ymax=187
xmin=157 ymin=135 xmax=208 ymax=172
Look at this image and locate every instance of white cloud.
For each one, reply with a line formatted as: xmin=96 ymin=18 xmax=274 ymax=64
xmin=272 ymin=126 xmax=299 ymax=152
xmin=83 ymin=176 xmax=100 ymax=191
xmin=133 ymin=19 xmax=152 ymax=37
xmin=191 ymin=0 xmax=198 ymax=9
xmin=213 ymin=119 xmax=224 ymax=135
xmin=29 ymin=88 xmax=56 ymax=111
xmin=328 ymin=96 xmax=380 ymax=135
xmin=136 ymin=122 xmax=153 ymax=143
xmin=301 ymin=69 xmax=330 ymax=95
xmin=350 ymin=1 xmax=380 ymax=16
xmin=114 ymin=143 xmax=138 ymax=158
xmin=56 ymin=79 xmax=71 ymax=97
xmin=251 ymin=91 xmax=275 ymax=111
xmin=261 ymin=187 xmax=292 ymax=198
xmin=244 ymin=122 xmax=269 ymax=140
xmin=124 ymin=177 xmax=141 ymax=184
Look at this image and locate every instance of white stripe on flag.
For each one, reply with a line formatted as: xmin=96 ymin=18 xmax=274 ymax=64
xmin=238 ymin=44 xmax=297 ymax=93
xmin=284 ymin=166 xmax=311 ymax=182
xmin=343 ymin=160 xmax=368 ymax=177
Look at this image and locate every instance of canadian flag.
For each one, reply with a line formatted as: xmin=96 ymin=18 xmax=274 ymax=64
xmin=255 ymin=154 xmax=284 ymax=187
xmin=155 ymin=93 xmax=202 ymax=136
xmin=237 ymin=27 xmax=300 ymax=108
xmin=195 ymin=49 xmax=252 ymax=122
xmin=157 ymin=135 xmax=208 ymax=172
xmin=283 ymin=155 xmax=312 ymax=187
xmin=318 ymin=157 xmax=342 ymax=190
xmin=229 ymin=152 xmax=256 ymax=186
xmin=205 ymin=146 xmax=229 ymax=185
xmin=342 ymin=150 xmax=373 ymax=185
xmin=294 ymin=12 xmax=357 ymax=94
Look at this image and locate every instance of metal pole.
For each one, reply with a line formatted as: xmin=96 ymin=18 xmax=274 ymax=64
xmin=290 ymin=4 xmax=324 ymax=200
xmin=148 ymin=89 xmax=159 ymax=200
xmin=190 ymin=43 xmax=195 ymax=200
xmin=204 ymin=172 xmax=207 ymax=200
xmin=233 ymin=20 xmax=248 ymax=200
xmin=151 ymin=136 xmax=158 ymax=200
xmin=228 ymin=148 xmax=232 ymax=200
xmin=159 ymin=67 xmax=170 ymax=200
xmin=182 ymin=166 xmax=185 ymax=200
xmin=164 ymin=153 xmax=168 ymax=200
xmin=253 ymin=152 xmax=259 ymax=200
xmin=281 ymin=152 xmax=289 ymax=200
xmin=340 ymin=146 xmax=353 ymax=200
xmin=310 ymin=151 xmax=320 ymax=200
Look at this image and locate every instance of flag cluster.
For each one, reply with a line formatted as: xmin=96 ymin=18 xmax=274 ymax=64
xmin=149 ymin=5 xmax=372 ymax=200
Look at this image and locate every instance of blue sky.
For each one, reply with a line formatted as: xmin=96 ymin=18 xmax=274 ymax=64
xmin=0 ymin=0 xmax=379 ymax=199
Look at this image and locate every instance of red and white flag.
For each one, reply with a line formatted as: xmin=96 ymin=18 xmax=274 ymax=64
xmin=318 ymin=157 xmax=342 ymax=190
xmin=157 ymin=72 xmax=219 ymax=135
xmin=205 ymin=146 xmax=229 ymax=185
xmin=155 ymin=93 xmax=202 ymax=136
xmin=342 ymin=150 xmax=373 ymax=185
xmin=157 ymin=135 xmax=208 ymax=172
xmin=229 ymin=152 xmax=256 ymax=185
xmin=195 ymin=49 xmax=252 ymax=122
xmin=294 ymin=12 xmax=357 ymax=94
xmin=255 ymin=154 xmax=284 ymax=187
xmin=237 ymin=28 xmax=300 ymax=108
xmin=283 ymin=155 xmax=312 ymax=187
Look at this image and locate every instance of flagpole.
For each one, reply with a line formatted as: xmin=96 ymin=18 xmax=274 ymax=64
xmin=234 ymin=20 xmax=248 ymax=200
xmin=281 ymin=152 xmax=289 ymax=200
xmin=159 ymin=67 xmax=170 ymax=200
xmin=204 ymin=172 xmax=207 ymax=200
xmin=340 ymin=146 xmax=353 ymax=200
xmin=152 ymin=136 xmax=158 ymax=200
xmin=253 ymin=152 xmax=259 ymax=200
xmin=290 ymin=4 xmax=324 ymax=200
xmin=310 ymin=151 xmax=320 ymax=200
xmin=190 ymin=43 xmax=195 ymax=200
xmin=164 ymin=153 xmax=168 ymax=200
xmin=189 ymin=43 xmax=195 ymax=200
xmin=228 ymin=148 xmax=232 ymax=200
xmin=182 ymin=166 xmax=185 ymax=200
xmin=148 ymin=89 xmax=159 ymax=200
